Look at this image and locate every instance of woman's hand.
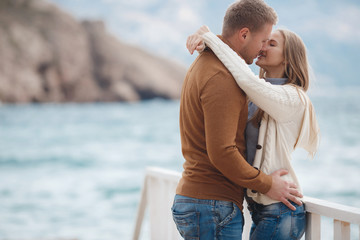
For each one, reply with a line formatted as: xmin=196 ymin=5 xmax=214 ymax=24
xmin=186 ymin=25 xmax=210 ymax=55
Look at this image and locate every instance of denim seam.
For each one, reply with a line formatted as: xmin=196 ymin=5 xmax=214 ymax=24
xmin=270 ymin=215 xmax=281 ymax=239
xmin=174 ymin=198 xmax=233 ymax=207
xmin=216 ymin=203 xmax=237 ymax=235
xmin=195 ymin=212 xmax=200 ymax=240
xmin=290 ymin=210 xmax=306 ymax=239
xmin=174 ymin=199 xmax=203 ymax=204
xmin=280 ymin=208 xmax=291 ymax=214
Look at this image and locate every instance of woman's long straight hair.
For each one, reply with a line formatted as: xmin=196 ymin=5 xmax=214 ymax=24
xmin=251 ymin=29 xmax=310 ymax=125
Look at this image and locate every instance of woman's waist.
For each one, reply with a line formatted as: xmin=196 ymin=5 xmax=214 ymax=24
xmin=246 ymin=196 xmax=305 ymax=214
xmin=259 ymin=163 xmax=299 ymax=184
xmin=245 ymin=167 xmax=302 ymax=206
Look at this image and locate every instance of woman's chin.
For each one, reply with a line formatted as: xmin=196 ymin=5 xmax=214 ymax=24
xmin=255 ymin=60 xmax=262 ymax=67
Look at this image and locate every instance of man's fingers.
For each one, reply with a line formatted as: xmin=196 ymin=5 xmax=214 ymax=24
xmin=271 ymin=169 xmax=289 ymax=177
xmin=278 ymin=169 xmax=289 ymax=177
xmin=287 ymin=195 xmax=303 ymax=207
xmin=289 ymin=187 xmax=303 ymax=199
xmin=288 ymin=182 xmax=298 ymax=190
xmin=281 ymin=197 xmax=296 ymax=211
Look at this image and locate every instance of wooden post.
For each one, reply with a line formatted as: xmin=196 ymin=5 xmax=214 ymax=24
xmin=132 ymin=176 xmax=148 ymax=240
xmin=242 ymin=201 xmax=252 ymax=240
xmin=305 ymin=212 xmax=321 ymax=240
xmin=146 ymin=168 xmax=182 ymax=240
xmin=333 ymin=220 xmax=350 ymax=240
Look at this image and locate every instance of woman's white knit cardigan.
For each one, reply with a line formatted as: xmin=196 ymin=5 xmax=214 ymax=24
xmin=202 ymin=32 xmax=320 ymax=205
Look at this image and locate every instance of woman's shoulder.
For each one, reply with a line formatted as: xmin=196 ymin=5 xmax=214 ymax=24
xmin=280 ymin=84 xmax=309 ymax=103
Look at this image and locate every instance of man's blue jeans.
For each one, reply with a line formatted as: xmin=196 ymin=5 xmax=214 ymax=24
xmin=248 ymin=200 xmax=306 ymax=240
xmin=171 ymin=194 xmax=244 ymax=240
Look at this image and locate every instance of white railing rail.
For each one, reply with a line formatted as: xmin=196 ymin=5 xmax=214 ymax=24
xmin=303 ymin=196 xmax=360 ymax=240
xmin=132 ymin=167 xmax=182 ymax=240
xmin=133 ymin=167 xmax=360 ymax=240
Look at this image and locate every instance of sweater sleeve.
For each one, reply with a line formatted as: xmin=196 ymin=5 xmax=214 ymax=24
xmin=202 ymin=32 xmax=304 ymax=123
xmin=201 ymin=71 xmax=272 ymax=194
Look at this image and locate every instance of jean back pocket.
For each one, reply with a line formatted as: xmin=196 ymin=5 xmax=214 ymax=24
xmin=172 ymin=208 xmax=200 ymax=239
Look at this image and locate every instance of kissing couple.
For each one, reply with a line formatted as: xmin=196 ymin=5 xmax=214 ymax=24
xmin=172 ymin=0 xmax=320 ymax=239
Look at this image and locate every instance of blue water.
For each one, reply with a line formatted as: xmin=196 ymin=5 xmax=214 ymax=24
xmin=0 ymin=92 xmax=360 ymax=240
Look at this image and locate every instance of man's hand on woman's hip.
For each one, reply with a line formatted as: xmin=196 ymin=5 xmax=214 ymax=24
xmin=265 ymin=169 xmax=303 ymax=211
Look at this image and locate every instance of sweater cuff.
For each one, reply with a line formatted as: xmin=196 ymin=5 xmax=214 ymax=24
xmin=202 ymin=32 xmax=221 ymax=51
xmin=256 ymin=171 xmax=273 ymax=194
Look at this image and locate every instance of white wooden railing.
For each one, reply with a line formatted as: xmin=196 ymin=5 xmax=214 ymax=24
xmin=133 ymin=167 xmax=360 ymax=240
xmin=303 ymin=196 xmax=360 ymax=239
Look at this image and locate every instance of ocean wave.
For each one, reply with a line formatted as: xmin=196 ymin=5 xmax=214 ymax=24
xmin=0 ymin=156 xmax=96 ymax=168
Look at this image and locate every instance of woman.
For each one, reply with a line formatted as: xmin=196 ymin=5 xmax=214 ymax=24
xmin=186 ymin=26 xmax=320 ymax=240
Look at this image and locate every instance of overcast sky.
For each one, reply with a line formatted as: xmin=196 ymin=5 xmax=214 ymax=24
xmin=49 ymin=0 xmax=360 ymax=89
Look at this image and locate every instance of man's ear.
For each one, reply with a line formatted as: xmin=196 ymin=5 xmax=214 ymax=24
xmin=238 ymin=27 xmax=250 ymax=43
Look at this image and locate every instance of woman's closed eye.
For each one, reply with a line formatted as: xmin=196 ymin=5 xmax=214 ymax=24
xmin=269 ymin=40 xmax=277 ymax=47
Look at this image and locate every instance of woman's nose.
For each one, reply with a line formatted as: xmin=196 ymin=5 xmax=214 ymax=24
xmin=261 ymin=44 xmax=268 ymax=52
xmin=260 ymin=45 xmax=267 ymax=53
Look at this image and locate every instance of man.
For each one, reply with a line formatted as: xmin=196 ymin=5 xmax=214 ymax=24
xmin=172 ymin=0 xmax=302 ymax=239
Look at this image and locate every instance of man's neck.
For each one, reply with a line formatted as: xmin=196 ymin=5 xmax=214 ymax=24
xmin=221 ymin=34 xmax=243 ymax=57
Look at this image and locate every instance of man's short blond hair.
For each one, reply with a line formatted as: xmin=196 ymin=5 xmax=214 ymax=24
xmin=222 ymin=0 xmax=278 ymax=38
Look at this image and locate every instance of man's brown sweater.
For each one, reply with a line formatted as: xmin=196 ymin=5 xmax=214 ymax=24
xmin=176 ymin=37 xmax=272 ymax=211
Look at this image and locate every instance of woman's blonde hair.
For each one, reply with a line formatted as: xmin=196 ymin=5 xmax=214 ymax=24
xmin=251 ymin=29 xmax=310 ymax=125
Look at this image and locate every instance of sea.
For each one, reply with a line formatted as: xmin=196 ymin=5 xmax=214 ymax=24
xmin=1 ymin=90 xmax=360 ymax=240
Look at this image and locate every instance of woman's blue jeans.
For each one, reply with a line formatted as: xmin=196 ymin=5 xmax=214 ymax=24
xmin=171 ymin=194 xmax=244 ymax=240
xmin=247 ymin=199 xmax=306 ymax=240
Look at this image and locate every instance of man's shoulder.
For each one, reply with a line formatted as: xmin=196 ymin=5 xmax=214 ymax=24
xmin=184 ymin=50 xmax=245 ymax=100
xmin=189 ymin=49 xmax=233 ymax=82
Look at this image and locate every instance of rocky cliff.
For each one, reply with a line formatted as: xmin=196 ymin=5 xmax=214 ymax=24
xmin=0 ymin=0 xmax=186 ymax=103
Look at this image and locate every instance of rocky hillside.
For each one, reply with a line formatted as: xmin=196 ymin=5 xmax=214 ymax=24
xmin=0 ymin=0 xmax=186 ymax=103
